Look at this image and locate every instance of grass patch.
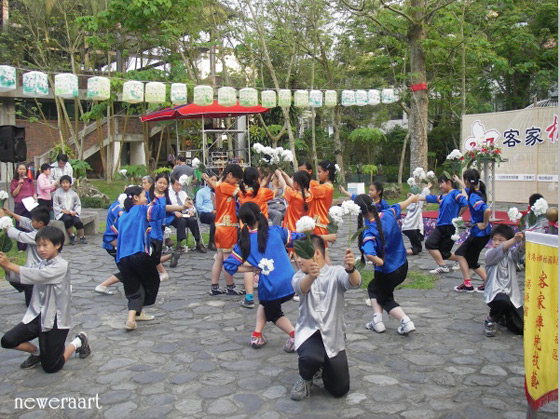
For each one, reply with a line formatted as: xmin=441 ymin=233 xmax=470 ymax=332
xmin=89 ymin=179 xmax=128 ymax=201
xmin=1 ymin=239 xmax=27 ymax=280
xmin=359 ymin=266 xmax=437 ymax=290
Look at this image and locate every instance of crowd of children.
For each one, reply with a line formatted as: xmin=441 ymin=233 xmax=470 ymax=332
xmin=0 ymin=157 xmax=554 ymax=403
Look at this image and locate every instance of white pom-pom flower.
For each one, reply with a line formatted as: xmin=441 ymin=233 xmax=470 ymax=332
xmin=117 ymin=193 xmax=127 ymax=209
xmin=446 ymin=149 xmax=463 ymax=160
xmin=451 ymin=234 xmax=460 ymax=241
xmin=0 ymin=190 xmax=9 ymax=201
xmin=281 ymin=149 xmax=293 ymax=162
xmin=263 ymin=146 xmax=274 ymax=156
xmin=532 ymin=198 xmax=548 ymax=216
xmin=119 ymin=169 xmax=128 ymax=176
xmin=253 ymin=143 xmax=265 ymax=154
xmin=413 ymin=167 xmax=426 ymax=180
xmin=296 ymin=216 xmax=316 ymax=233
xmin=329 ymin=206 xmax=345 ymax=225
xmin=258 ymin=258 xmax=275 ymax=275
xmin=0 ymin=216 xmax=14 ymax=230
xmin=426 ymin=171 xmax=435 ymax=179
xmin=191 ymin=157 xmax=201 ymax=169
xmin=179 ymin=174 xmax=192 ymax=186
xmin=507 ymin=207 xmax=523 ymax=223
xmin=407 ymin=177 xmax=416 ymax=186
xmin=334 ymin=164 xmax=341 ymax=174
xmin=341 ymin=199 xmax=361 ymax=216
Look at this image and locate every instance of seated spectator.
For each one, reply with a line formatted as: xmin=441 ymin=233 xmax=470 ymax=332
xmin=195 ymin=175 xmax=217 ymax=251
xmin=52 ymin=175 xmax=86 ymax=245
xmin=169 ymin=176 xmax=207 ymax=253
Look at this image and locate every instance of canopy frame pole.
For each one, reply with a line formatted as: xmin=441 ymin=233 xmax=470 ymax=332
xmin=202 ymin=116 xmax=207 ymax=168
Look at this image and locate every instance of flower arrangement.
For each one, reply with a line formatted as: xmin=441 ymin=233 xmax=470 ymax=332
xmin=252 ymin=143 xmax=294 ymax=171
xmin=463 ymin=142 xmax=503 ymax=167
xmin=443 ymin=149 xmax=465 ymax=178
xmin=512 ymin=198 xmax=549 ymax=232
xmin=451 ymin=217 xmax=467 ymax=241
xmin=0 ymin=216 xmax=14 ymax=252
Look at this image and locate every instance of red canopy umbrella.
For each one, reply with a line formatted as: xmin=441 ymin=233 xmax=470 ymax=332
xmin=140 ymin=100 xmax=269 ymax=122
xmin=141 ymin=101 xmax=270 ymax=169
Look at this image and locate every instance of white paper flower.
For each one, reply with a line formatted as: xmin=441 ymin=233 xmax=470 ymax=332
xmin=179 ymin=174 xmax=192 ymax=186
xmin=0 ymin=216 xmax=13 ymax=230
xmin=0 ymin=190 xmax=9 ymax=201
xmin=532 ymin=198 xmax=549 ymax=216
xmin=413 ymin=167 xmax=426 ymax=180
xmin=253 ymin=143 xmax=265 ymax=154
xmin=296 ymin=216 xmax=316 ymax=233
xmin=451 ymin=234 xmax=460 ymax=241
xmin=164 ymin=227 xmax=172 ymax=239
xmin=446 ymin=149 xmax=463 ymax=160
xmin=451 ymin=217 xmax=465 ymax=229
xmin=407 ymin=177 xmax=416 ymax=186
xmin=281 ymin=149 xmax=293 ymax=162
xmin=119 ymin=169 xmax=128 ymax=176
xmin=117 ymin=193 xmax=127 ymax=209
xmin=341 ymin=200 xmax=361 ymax=216
xmin=329 ymin=206 xmax=345 ymax=225
xmin=334 ymin=164 xmax=341 ymax=174
xmin=271 ymin=154 xmax=281 ymax=164
xmin=263 ymin=146 xmax=274 ymax=156
xmin=507 ymin=207 xmax=523 ymax=223
xmin=258 ymin=258 xmax=275 ymax=275
xmin=191 ymin=157 xmax=201 ymax=169
xmin=426 ymin=170 xmax=435 ymax=179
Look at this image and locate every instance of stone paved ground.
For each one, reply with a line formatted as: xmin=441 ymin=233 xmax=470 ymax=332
xmin=0 ymin=209 xmax=557 ymax=419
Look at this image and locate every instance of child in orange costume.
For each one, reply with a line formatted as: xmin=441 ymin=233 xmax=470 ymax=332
xmin=238 ymin=167 xmax=277 ymax=219
xmin=309 ymin=160 xmax=335 ymax=241
xmin=202 ymin=165 xmax=245 ymax=296
xmin=278 ymin=169 xmax=312 ymax=232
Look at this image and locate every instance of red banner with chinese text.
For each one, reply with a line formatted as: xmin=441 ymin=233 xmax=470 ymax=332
xmin=524 ymin=232 xmax=558 ymax=410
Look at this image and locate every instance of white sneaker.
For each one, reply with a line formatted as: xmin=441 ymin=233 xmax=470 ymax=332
xmin=397 ymin=319 xmax=416 ymax=335
xmin=95 ymin=285 xmax=114 ymax=295
xmin=429 ymin=265 xmax=450 ymax=274
xmin=159 ymin=272 xmax=169 ymax=282
xmin=366 ymin=320 xmax=386 ymax=333
xmin=451 ymin=263 xmax=461 ymax=271
xmin=292 ymin=295 xmax=300 ymax=302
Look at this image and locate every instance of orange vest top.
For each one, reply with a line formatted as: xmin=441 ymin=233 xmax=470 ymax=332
xmin=215 ymin=182 xmax=239 ymax=227
xmin=308 ymin=180 xmax=334 ymax=229
xmin=238 ymin=187 xmax=274 ymax=218
xmin=282 ymin=186 xmax=312 ymax=231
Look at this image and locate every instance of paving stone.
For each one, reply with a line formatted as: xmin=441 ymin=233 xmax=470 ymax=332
xmin=234 ymin=393 xmax=263 ymax=413
xmin=103 ymin=401 xmax=138 ymax=419
xmin=363 ymin=375 xmax=399 ymax=386
xmin=175 ymin=398 xmax=203 ymax=415
xmin=207 ymin=398 xmax=238 ymax=415
xmin=481 ymin=365 xmax=508 ymax=376
xmin=131 ymin=371 xmax=166 ymax=384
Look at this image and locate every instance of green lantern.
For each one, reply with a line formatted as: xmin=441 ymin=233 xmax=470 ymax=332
xmin=239 ymin=88 xmax=258 ymax=107
xmin=218 ymin=87 xmax=237 ymax=107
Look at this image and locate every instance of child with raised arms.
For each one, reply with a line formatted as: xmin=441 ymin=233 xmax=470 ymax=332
xmin=339 ymin=180 xmax=389 ymax=212
xmin=0 ymin=226 xmax=91 ymax=372
xmin=202 ymin=165 xmax=246 ymax=296
xmin=223 ymin=202 xmax=306 ymax=351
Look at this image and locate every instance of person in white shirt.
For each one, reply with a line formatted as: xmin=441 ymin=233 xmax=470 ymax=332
xmin=169 ymin=176 xmax=207 ymax=255
xmin=50 ymin=153 xmax=73 ymax=184
xmin=290 ymin=235 xmax=361 ymax=401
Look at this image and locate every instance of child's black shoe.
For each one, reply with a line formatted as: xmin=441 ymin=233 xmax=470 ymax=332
xmin=76 ymin=332 xmax=91 ymax=359
xmin=20 ymin=354 xmax=41 ymax=369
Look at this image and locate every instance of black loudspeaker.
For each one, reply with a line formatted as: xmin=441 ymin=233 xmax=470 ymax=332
xmin=0 ymin=125 xmax=26 ymax=163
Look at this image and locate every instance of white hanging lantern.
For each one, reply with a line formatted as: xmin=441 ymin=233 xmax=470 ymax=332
xmin=381 ymin=88 xmax=395 ymax=104
xmin=355 ymin=90 xmax=368 ymax=106
xmin=54 ymin=73 xmax=78 ymax=99
xmin=218 ymin=86 xmax=237 ymax=107
xmin=368 ymin=89 xmax=380 ymax=106
xmin=309 ymin=90 xmax=323 ymax=108
xmin=239 ymin=88 xmax=258 ymax=107
xmin=22 ymin=71 xmax=49 ymax=97
xmin=294 ymin=90 xmax=309 ymax=108
xmin=278 ymin=89 xmax=291 ymax=107
xmin=341 ymin=90 xmax=356 ymax=106
xmin=0 ymin=66 xmax=17 ymax=92
xmin=87 ymin=76 xmax=110 ymax=101
xmin=261 ymin=90 xmax=276 ymax=108
xmin=122 ymin=81 xmax=144 ymax=103
xmin=170 ymin=83 xmax=187 ymax=105
xmin=324 ymin=90 xmax=337 ymax=107
xmin=145 ymin=82 xmax=166 ymax=104
xmin=193 ymin=85 xmax=213 ymax=106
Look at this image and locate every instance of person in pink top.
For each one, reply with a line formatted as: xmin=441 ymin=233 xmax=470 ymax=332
xmin=10 ymin=163 xmax=37 ymax=251
xmin=36 ymin=163 xmax=57 ymax=215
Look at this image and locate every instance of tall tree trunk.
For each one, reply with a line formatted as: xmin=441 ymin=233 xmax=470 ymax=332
xmin=96 ymin=115 xmax=107 ymax=177
xmin=398 ymin=130 xmax=410 ymax=189
xmin=333 ymin=105 xmax=343 ymax=178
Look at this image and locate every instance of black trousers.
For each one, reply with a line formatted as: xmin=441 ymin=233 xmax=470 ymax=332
xmin=297 ymin=331 xmax=350 ymax=398
xmin=367 ymin=262 xmax=408 ymax=313
xmin=488 ymin=293 xmax=524 ymax=335
xmin=106 ymin=249 xmax=123 ymax=281
xmin=60 ymin=214 xmax=84 ymax=230
xmin=1 ymin=315 xmax=69 ymax=373
xmin=117 ymin=252 xmax=160 ymax=313
xmin=198 ymin=212 xmax=216 ymax=245
xmin=403 ymin=229 xmax=423 ymax=255
xmin=171 ymin=216 xmax=201 ymax=243
xmin=9 ymin=282 xmax=33 ymax=307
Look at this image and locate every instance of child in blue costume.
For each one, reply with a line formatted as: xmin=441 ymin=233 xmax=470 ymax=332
xmin=421 ymin=174 xmax=468 ymax=274
xmin=223 ymin=202 xmax=305 ymax=352
xmin=116 ymin=186 xmax=172 ymax=331
xmin=340 ymin=181 xmax=389 ymax=213
xmin=356 ymin=193 xmax=420 ymax=335
xmin=452 ymin=169 xmax=491 ymax=293
xmin=95 ymin=194 xmax=125 ymax=295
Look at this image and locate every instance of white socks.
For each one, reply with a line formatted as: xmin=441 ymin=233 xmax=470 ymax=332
xmin=373 ymin=313 xmax=383 ymax=323
xmin=32 ymin=348 xmax=40 ymax=356
xmin=401 ymin=315 xmax=411 ymax=324
xmin=71 ymin=337 xmax=82 ymax=350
